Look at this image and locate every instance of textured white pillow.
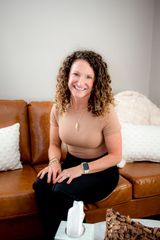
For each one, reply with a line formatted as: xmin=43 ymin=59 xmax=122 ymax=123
xmin=0 ymin=123 xmax=22 ymax=171
xmin=122 ymin=123 xmax=160 ymax=163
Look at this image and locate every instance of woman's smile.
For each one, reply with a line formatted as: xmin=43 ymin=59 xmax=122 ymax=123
xmin=74 ymin=84 xmax=87 ymax=91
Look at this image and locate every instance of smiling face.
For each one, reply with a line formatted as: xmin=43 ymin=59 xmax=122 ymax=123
xmin=68 ymin=59 xmax=95 ymax=102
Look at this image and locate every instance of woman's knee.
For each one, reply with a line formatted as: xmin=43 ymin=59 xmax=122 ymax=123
xmin=52 ymin=182 xmax=80 ymax=202
xmin=33 ymin=178 xmax=42 ymax=192
xmin=33 ymin=175 xmax=48 ymax=192
xmin=52 ymin=181 xmax=71 ymax=195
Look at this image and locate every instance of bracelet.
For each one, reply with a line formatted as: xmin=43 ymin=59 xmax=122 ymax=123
xmin=49 ymin=156 xmax=59 ymax=162
xmin=49 ymin=157 xmax=60 ymax=166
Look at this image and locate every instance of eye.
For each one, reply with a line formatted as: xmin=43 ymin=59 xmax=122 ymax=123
xmin=73 ymin=72 xmax=79 ymax=76
xmin=87 ymin=75 xmax=93 ymax=79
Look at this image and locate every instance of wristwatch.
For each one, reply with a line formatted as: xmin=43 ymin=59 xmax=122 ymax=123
xmin=82 ymin=162 xmax=89 ymax=174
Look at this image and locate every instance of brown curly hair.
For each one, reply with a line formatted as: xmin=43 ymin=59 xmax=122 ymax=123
xmin=55 ymin=50 xmax=114 ymax=116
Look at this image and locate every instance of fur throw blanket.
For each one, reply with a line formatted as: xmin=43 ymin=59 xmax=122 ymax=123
xmin=114 ymin=91 xmax=160 ymax=125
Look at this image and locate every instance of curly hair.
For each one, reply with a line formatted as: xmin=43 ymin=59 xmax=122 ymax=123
xmin=55 ymin=50 xmax=114 ymax=116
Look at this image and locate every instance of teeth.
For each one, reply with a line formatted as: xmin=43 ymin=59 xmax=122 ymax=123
xmin=75 ymin=85 xmax=86 ymax=91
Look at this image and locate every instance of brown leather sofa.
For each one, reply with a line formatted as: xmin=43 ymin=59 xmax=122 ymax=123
xmin=0 ymin=100 xmax=160 ymax=240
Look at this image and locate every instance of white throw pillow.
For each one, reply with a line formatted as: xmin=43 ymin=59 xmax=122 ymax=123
xmin=121 ymin=123 xmax=160 ymax=163
xmin=0 ymin=123 xmax=22 ymax=171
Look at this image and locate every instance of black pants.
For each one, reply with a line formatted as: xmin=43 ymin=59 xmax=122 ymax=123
xmin=33 ymin=153 xmax=119 ymax=239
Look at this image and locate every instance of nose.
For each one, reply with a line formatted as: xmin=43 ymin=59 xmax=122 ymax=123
xmin=77 ymin=76 xmax=85 ymax=86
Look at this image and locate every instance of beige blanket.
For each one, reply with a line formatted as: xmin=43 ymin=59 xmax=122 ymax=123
xmin=114 ymin=91 xmax=160 ymax=125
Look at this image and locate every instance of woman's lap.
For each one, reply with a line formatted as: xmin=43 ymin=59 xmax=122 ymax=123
xmin=33 ymin=153 xmax=119 ymax=239
xmin=34 ymin=154 xmax=119 ymax=204
xmin=53 ymin=166 xmax=119 ymax=203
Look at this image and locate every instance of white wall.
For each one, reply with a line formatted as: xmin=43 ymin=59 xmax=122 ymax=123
xmin=149 ymin=0 xmax=160 ymax=107
xmin=0 ymin=0 xmax=155 ymax=102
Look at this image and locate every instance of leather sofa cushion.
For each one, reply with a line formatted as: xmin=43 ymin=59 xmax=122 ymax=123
xmin=120 ymin=162 xmax=160 ymax=198
xmin=85 ymin=175 xmax=132 ymax=210
xmin=0 ymin=100 xmax=30 ymax=162
xmin=0 ymin=165 xmax=38 ymax=219
xmin=33 ymin=163 xmax=47 ymax=173
xmin=28 ymin=101 xmax=53 ymax=164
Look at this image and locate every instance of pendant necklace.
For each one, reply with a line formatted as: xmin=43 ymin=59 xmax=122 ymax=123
xmin=75 ymin=121 xmax=79 ymax=131
xmin=70 ymin=99 xmax=87 ymax=132
xmin=75 ymin=110 xmax=86 ymax=132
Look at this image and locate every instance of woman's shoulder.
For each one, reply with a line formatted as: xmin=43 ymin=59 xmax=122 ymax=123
xmin=102 ymin=103 xmax=121 ymax=133
xmin=103 ymin=103 xmax=116 ymax=118
xmin=51 ymin=103 xmax=58 ymax=113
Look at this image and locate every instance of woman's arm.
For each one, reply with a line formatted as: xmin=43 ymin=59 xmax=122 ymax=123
xmin=48 ymin=124 xmax=62 ymax=161
xmin=37 ymin=124 xmax=62 ymax=183
xmin=88 ymin=131 xmax=122 ymax=173
xmin=55 ymin=131 xmax=122 ymax=184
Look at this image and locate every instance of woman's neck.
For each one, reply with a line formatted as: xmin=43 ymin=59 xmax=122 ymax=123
xmin=71 ymin=97 xmax=88 ymax=111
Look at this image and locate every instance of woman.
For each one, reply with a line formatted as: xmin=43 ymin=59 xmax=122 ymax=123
xmin=33 ymin=50 xmax=122 ymax=240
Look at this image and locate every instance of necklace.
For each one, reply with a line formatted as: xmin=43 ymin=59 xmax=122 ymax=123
xmin=75 ymin=121 xmax=79 ymax=131
xmin=70 ymin=100 xmax=87 ymax=131
xmin=74 ymin=110 xmax=86 ymax=132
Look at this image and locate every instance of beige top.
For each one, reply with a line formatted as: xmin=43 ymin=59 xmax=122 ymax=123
xmin=50 ymin=104 xmax=121 ymax=159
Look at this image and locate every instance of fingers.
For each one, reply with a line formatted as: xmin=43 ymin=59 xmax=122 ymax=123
xmin=55 ymin=166 xmax=81 ymax=184
xmin=37 ymin=166 xmax=80 ymax=185
xmin=47 ymin=165 xmax=62 ymax=183
xmin=55 ymin=172 xmax=68 ymax=183
xmin=47 ymin=167 xmax=52 ymax=183
xmin=67 ymin=177 xmax=73 ymax=184
xmin=37 ymin=167 xmax=48 ymax=179
xmin=37 ymin=165 xmax=61 ymax=184
xmin=52 ymin=168 xmax=61 ymax=184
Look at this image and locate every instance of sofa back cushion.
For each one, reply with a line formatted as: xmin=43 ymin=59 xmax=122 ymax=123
xmin=28 ymin=101 xmax=53 ymax=164
xmin=0 ymin=100 xmax=31 ymax=163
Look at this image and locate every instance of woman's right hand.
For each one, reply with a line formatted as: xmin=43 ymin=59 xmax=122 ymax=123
xmin=37 ymin=162 xmax=62 ymax=184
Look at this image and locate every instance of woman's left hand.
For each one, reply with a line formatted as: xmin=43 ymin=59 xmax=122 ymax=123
xmin=55 ymin=165 xmax=83 ymax=184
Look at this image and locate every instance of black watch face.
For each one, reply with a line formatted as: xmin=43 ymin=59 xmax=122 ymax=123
xmin=83 ymin=162 xmax=89 ymax=170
